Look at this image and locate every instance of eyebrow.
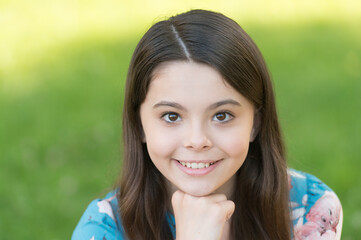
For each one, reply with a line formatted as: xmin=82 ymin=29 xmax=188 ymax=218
xmin=153 ymin=101 xmax=185 ymax=110
xmin=207 ymin=99 xmax=242 ymax=110
xmin=153 ymin=99 xmax=241 ymax=110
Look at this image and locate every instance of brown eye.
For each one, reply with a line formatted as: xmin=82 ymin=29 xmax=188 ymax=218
xmin=168 ymin=113 xmax=178 ymax=121
xmin=215 ymin=113 xmax=226 ymax=121
xmin=162 ymin=112 xmax=181 ymax=123
xmin=213 ymin=112 xmax=233 ymax=122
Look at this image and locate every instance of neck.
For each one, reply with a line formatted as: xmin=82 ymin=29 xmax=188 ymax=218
xmin=221 ymin=220 xmax=231 ymax=240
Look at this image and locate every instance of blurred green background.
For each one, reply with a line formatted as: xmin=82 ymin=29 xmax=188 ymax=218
xmin=1 ymin=0 xmax=360 ymax=239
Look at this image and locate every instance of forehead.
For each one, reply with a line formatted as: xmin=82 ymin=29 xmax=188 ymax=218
xmin=144 ymin=61 xmax=253 ymax=109
xmin=149 ymin=61 xmax=232 ymax=94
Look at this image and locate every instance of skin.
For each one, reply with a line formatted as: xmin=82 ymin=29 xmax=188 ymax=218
xmin=140 ymin=61 xmax=257 ymax=240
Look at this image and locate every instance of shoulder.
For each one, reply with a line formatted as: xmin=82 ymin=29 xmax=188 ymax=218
xmin=288 ymin=169 xmax=343 ymax=239
xmin=72 ymin=191 xmax=124 ymax=240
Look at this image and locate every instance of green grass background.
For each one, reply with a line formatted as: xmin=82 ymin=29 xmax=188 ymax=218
xmin=1 ymin=0 xmax=360 ymax=239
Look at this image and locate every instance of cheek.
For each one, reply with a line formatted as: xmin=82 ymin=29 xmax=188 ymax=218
xmin=144 ymin=127 xmax=179 ymax=159
xmin=218 ymin=131 xmax=250 ymax=159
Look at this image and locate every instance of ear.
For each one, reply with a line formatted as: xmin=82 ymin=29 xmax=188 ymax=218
xmin=250 ymin=109 xmax=261 ymax=142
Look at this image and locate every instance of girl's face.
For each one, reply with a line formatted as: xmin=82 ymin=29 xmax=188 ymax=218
xmin=140 ymin=61 xmax=256 ymax=198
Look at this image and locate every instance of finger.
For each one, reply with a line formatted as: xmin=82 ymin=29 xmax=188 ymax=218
xmin=203 ymin=193 xmax=227 ymax=203
xmin=218 ymin=200 xmax=235 ymax=221
xmin=171 ymin=190 xmax=185 ymax=207
xmin=183 ymin=193 xmax=227 ymax=203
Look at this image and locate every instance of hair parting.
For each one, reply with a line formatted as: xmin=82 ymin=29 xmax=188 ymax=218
xmin=171 ymin=24 xmax=191 ymax=59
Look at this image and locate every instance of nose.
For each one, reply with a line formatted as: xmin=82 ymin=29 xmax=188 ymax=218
xmin=183 ymin=122 xmax=212 ymax=151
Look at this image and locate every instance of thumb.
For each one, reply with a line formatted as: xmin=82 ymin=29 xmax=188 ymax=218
xmin=171 ymin=190 xmax=184 ymax=209
xmin=219 ymin=200 xmax=235 ymax=222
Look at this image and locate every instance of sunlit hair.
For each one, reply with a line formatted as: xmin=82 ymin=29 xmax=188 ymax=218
xmin=118 ymin=9 xmax=291 ymax=239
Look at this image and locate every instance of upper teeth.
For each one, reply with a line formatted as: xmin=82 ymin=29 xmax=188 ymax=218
xmin=179 ymin=161 xmax=215 ymax=169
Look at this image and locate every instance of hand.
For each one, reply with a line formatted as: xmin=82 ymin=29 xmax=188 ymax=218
xmin=171 ymin=190 xmax=235 ymax=240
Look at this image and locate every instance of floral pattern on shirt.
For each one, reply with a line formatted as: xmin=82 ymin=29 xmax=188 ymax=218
xmin=72 ymin=169 xmax=343 ymax=240
xmin=288 ymin=169 xmax=343 ymax=239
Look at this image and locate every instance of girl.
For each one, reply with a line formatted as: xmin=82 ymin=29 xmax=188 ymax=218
xmin=72 ymin=9 xmax=343 ymax=240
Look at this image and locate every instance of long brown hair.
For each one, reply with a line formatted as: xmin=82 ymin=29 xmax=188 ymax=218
xmin=118 ymin=9 xmax=291 ymax=239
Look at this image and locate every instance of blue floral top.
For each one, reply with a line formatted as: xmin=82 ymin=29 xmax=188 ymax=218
xmin=72 ymin=169 xmax=343 ymax=239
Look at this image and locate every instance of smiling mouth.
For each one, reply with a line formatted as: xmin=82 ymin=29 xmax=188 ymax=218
xmin=176 ymin=160 xmax=219 ymax=169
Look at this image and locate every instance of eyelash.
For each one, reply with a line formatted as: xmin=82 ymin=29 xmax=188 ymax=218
xmin=161 ymin=111 xmax=234 ymax=123
xmin=213 ymin=111 xmax=234 ymax=123
xmin=161 ymin=112 xmax=181 ymax=123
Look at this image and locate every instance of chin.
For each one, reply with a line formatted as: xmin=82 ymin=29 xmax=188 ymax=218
xmin=179 ymin=186 xmax=214 ymax=197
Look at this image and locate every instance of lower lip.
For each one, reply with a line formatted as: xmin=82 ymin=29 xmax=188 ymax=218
xmin=174 ymin=159 xmax=222 ymax=176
